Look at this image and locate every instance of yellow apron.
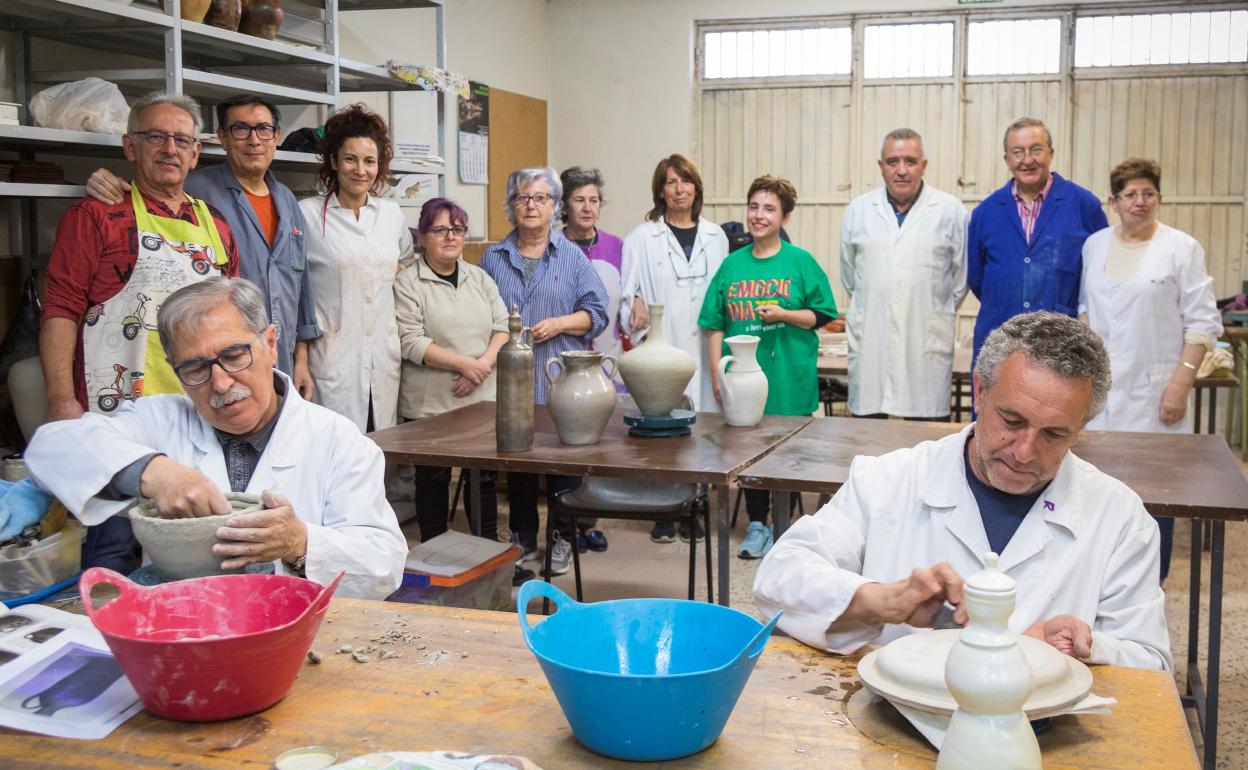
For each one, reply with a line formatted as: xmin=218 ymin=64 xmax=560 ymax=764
xmin=81 ymin=186 xmax=228 ymax=413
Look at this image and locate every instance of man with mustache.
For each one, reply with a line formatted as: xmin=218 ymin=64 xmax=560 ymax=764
xmin=967 ymin=117 xmax=1107 ymax=367
xmin=40 ymin=92 xmax=239 ymax=572
xmin=26 ymin=277 xmax=407 ymax=600
xmin=753 ymin=312 xmax=1171 ymax=670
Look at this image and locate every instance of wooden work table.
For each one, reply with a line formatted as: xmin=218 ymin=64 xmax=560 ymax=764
xmin=0 ymin=599 xmax=1198 ymax=769
xmin=369 ymin=401 xmax=812 ymax=606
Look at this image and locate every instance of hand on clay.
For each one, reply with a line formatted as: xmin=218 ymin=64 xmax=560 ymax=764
xmin=139 ymin=456 xmax=231 ymax=518
xmin=1024 ymin=614 xmax=1093 ymax=659
xmin=213 ymin=489 xmax=308 ymax=570
xmin=85 ymin=168 xmax=129 ymax=206
xmin=864 ymin=563 xmax=968 ymax=627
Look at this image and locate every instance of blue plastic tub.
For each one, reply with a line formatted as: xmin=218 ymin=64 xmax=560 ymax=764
xmin=516 ymin=581 xmax=780 ymax=761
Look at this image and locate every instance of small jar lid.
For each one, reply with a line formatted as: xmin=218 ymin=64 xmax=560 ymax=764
xmin=965 ymin=552 xmax=1016 ymax=594
xmin=273 ymin=746 xmax=337 ymax=770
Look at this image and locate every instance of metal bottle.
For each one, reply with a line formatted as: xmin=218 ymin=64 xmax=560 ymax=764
xmin=496 ymin=304 xmax=535 ymax=452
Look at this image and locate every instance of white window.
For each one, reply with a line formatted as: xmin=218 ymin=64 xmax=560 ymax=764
xmin=1074 ymin=10 xmax=1248 ymax=67
xmin=863 ymin=22 xmax=954 ymax=79
xmin=703 ymin=27 xmax=851 ymax=80
xmin=967 ymin=18 xmax=1062 ymax=76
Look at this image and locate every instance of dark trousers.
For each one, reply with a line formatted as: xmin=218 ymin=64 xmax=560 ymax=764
xmin=1158 ymin=516 xmax=1174 ymax=582
xmin=82 ymin=517 xmax=141 ymax=574
xmin=507 ymin=472 xmax=580 ymax=546
xmin=414 ymin=466 xmax=498 ymax=542
xmin=743 ymin=488 xmax=800 ymax=525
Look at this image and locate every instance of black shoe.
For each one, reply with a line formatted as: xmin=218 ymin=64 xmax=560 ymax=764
xmin=513 ymin=564 xmax=536 ymax=587
xmin=650 ymin=521 xmax=676 ymax=543
xmin=679 ymin=517 xmax=705 ymax=543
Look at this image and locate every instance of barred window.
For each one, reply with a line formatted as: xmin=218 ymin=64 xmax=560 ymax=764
xmin=1075 ymin=10 xmax=1248 ymax=67
xmin=703 ymin=27 xmax=852 ymax=79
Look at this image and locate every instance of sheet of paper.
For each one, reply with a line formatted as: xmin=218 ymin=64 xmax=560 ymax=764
xmin=404 ymin=530 xmax=511 ymax=577
xmin=0 ymin=605 xmax=141 ymax=739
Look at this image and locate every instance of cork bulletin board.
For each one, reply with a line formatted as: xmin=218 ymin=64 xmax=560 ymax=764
xmin=487 ymin=88 xmax=548 ymax=242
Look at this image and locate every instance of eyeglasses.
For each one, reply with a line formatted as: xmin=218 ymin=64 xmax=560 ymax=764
xmin=172 ymin=334 xmax=262 ymax=387
xmin=1007 ymin=146 xmax=1049 ymax=161
xmin=131 ymin=130 xmax=198 ymax=151
xmin=1116 ymin=190 xmax=1158 ymax=203
xmin=515 ymin=193 xmax=552 ymax=207
xmin=428 ymin=226 xmax=467 ymax=239
xmin=226 ymin=122 xmax=277 ymax=141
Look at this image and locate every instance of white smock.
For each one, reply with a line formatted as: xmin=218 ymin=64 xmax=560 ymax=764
xmin=1080 ymin=223 xmax=1223 ymax=433
xmin=619 ymin=218 xmax=728 ymax=411
xmin=25 ymin=371 xmax=407 ymax=600
xmin=752 ymin=425 xmax=1172 ymax=671
xmin=839 ymin=184 xmax=968 ymax=417
xmin=300 ymin=194 xmax=414 ymax=431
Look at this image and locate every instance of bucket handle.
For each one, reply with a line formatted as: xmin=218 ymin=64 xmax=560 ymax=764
xmin=307 ymin=570 xmax=344 ymax=618
xmin=516 ymin=580 xmax=578 ymax=640
xmin=78 ymin=567 xmax=138 ymax=622
xmin=736 ymin=612 xmax=783 ymax=665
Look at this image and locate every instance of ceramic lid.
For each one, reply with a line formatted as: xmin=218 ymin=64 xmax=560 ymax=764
xmin=965 ymin=552 xmax=1015 ymax=594
xmin=858 ymin=629 xmax=1093 ymax=717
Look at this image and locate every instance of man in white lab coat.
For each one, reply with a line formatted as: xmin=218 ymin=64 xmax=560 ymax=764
xmin=754 ymin=312 xmax=1171 ymax=670
xmin=840 ymin=128 xmax=968 ymax=419
xmin=26 ymin=277 xmax=406 ymax=600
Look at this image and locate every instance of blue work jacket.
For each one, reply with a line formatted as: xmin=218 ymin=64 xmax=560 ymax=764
xmin=967 ymin=172 xmax=1107 ymax=363
xmin=185 ymin=164 xmax=321 ymax=375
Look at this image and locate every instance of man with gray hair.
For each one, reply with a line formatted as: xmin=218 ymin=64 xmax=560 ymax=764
xmin=840 ymin=128 xmax=968 ymax=419
xmin=754 ymin=312 xmax=1171 ymax=670
xmin=39 ymin=91 xmax=240 ymax=572
xmin=967 ymin=117 xmax=1107 ymax=365
xmin=26 ymin=277 xmax=407 ymax=600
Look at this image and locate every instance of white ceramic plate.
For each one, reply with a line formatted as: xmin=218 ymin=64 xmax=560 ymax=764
xmin=858 ymin=629 xmax=1093 ymax=718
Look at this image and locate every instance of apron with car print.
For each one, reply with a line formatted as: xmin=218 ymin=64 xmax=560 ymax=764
xmin=81 ymin=185 xmax=229 ymax=414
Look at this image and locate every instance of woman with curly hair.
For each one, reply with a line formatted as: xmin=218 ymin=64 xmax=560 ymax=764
xmin=300 ymin=104 xmax=414 ymax=431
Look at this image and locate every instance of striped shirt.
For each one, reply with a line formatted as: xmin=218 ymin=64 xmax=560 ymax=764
xmin=1013 ymin=174 xmax=1053 ymax=243
xmin=480 ymin=230 xmax=609 ymax=404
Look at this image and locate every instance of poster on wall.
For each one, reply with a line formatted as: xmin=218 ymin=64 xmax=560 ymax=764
xmin=458 ymin=81 xmax=489 ymax=185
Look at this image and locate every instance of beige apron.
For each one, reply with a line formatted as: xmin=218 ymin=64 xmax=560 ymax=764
xmin=82 ymin=186 xmax=228 ymax=413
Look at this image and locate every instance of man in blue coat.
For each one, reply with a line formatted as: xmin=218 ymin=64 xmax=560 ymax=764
xmin=85 ymin=94 xmax=320 ymax=398
xmin=967 ymin=117 xmax=1107 ymax=364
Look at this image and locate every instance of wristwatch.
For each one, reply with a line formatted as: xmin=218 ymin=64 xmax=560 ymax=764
xmin=285 ymin=553 xmax=307 ymax=576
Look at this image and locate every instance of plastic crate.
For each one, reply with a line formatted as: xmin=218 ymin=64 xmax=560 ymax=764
xmin=388 ymin=543 xmax=519 ymax=612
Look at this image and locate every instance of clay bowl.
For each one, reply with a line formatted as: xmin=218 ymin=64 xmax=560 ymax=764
xmin=129 ymin=493 xmax=262 ymax=581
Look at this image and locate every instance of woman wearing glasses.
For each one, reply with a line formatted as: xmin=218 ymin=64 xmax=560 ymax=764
xmin=299 ymin=104 xmax=414 ymax=432
xmin=619 ymin=154 xmax=729 ymax=544
xmin=1079 ymin=157 xmax=1222 ymax=580
xmin=394 ymin=198 xmax=509 ymax=545
xmin=479 ymin=167 xmax=609 ymax=577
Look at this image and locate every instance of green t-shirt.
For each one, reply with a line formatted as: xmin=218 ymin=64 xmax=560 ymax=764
xmin=697 ymin=241 xmax=838 ymax=416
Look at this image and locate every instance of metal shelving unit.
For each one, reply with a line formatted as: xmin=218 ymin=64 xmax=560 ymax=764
xmin=0 ymin=0 xmax=449 ymax=276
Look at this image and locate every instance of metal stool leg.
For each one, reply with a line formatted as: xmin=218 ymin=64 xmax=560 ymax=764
xmin=686 ymin=509 xmax=696 ymax=600
xmin=542 ymin=524 xmax=556 ymax=615
xmin=569 ymin=515 xmax=584 ymax=602
xmin=448 ymin=468 xmax=466 ymax=523
xmin=702 ymin=496 xmax=714 ymax=604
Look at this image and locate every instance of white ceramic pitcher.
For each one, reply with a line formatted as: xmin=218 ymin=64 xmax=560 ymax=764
xmin=717 ymin=335 xmax=767 ymax=427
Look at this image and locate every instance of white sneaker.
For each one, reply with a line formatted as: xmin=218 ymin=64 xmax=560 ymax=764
xmin=510 ymin=532 xmax=539 ymax=564
xmin=543 ymin=531 xmax=573 ymax=576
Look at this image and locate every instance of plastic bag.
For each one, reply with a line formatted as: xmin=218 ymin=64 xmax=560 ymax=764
xmin=29 ymin=77 xmax=130 ymax=134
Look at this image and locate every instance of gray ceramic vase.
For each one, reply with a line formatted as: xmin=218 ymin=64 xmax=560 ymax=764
xmin=129 ymin=493 xmax=263 ymax=580
xmin=545 ymin=350 xmax=617 ymax=445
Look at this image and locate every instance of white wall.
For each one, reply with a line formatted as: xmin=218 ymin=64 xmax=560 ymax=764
xmin=339 ymin=0 xmax=551 ymax=237
xmin=548 ymin=0 xmax=1169 ymax=238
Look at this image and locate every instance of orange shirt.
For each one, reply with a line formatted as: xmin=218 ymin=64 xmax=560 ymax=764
xmin=245 ymin=188 xmax=279 ymax=246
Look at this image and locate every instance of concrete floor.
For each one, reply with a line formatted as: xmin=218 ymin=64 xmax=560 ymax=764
xmin=397 ymin=457 xmax=1248 ymax=769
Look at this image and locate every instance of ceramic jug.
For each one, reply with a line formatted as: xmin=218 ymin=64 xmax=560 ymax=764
xmin=937 ymin=553 xmax=1041 ymax=770
xmin=496 ymin=304 xmax=534 ymax=452
xmin=202 ymin=0 xmax=242 ymax=31
xmin=717 ymin=335 xmax=768 ymax=427
xmin=545 ymin=351 xmax=618 ymax=445
xmin=618 ymin=304 xmax=695 ymax=417
xmin=239 ymin=0 xmax=284 ymax=40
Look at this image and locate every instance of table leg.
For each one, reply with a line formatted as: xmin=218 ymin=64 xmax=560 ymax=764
xmin=1204 ymin=520 xmax=1224 ymax=770
xmin=717 ymin=484 xmax=730 ymax=607
xmin=1187 ymin=519 xmax=1202 ymax=699
xmin=1195 ymin=388 xmax=1204 ymax=434
xmin=467 ymin=468 xmax=482 ymax=537
xmin=772 ymin=491 xmax=792 ymax=540
xmin=1208 ymin=387 xmax=1217 ymax=436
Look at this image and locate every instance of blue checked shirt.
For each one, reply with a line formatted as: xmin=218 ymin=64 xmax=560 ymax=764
xmin=480 ymin=230 xmax=609 ymax=404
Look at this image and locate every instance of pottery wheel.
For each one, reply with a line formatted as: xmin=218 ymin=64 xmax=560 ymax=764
xmin=624 ymin=409 xmax=696 ymax=438
xmin=128 ymin=561 xmax=274 ymax=586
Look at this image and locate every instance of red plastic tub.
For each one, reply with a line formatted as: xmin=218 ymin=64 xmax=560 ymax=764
xmin=79 ymin=567 xmax=341 ymax=721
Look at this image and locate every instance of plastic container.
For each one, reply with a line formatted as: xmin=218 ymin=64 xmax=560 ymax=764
xmin=516 ymin=581 xmax=780 ymax=762
xmin=79 ymin=567 xmax=341 ymax=721
xmin=388 ymin=544 xmax=518 ymax=611
xmin=0 ymin=520 xmax=84 ymax=600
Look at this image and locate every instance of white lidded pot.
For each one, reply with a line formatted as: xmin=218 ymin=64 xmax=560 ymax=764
xmin=937 ymin=552 xmax=1042 ymax=769
xmin=717 ymin=335 xmax=767 ymax=427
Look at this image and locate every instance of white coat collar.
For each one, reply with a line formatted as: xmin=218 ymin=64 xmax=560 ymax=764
xmin=187 ymin=370 xmax=302 ymax=471
xmin=325 ymin=193 xmax=379 ymax=211
xmin=920 ymin=424 xmax=1085 ymax=565
xmin=870 ymin=184 xmax=935 ymax=227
